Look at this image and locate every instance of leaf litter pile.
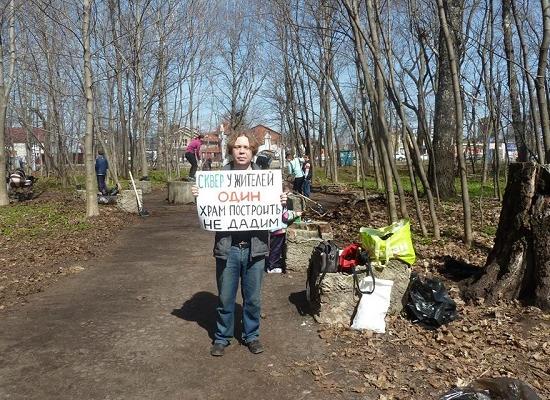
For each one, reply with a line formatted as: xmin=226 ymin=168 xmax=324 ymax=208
xmin=292 ymin=188 xmax=549 ymax=399
xmin=0 ymin=191 xmax=136 ymax=310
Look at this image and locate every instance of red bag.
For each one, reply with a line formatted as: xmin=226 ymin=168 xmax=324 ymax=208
xmin=339 ymin=243 xmax=361 ymax=272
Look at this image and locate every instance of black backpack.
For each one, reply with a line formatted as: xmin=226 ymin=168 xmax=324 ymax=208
xmin=310 ymin=240 xmax=339 ymax=274
xmin=306 ymin=240 xmax=340 ymax=310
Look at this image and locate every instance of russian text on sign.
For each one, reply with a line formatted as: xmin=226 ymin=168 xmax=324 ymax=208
xmin=195 ymin=170 xmax=283 ymax=232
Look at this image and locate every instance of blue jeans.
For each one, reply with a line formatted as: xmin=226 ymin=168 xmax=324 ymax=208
xmin=214 ymin=246 xmax=265 ymax=345
xmin=302 ymin=179 xmax=311 ymax=198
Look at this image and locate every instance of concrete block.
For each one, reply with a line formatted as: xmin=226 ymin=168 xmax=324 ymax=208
xmin=286 ymin=221 xmax=333 ymax=272
xmin=311 ymin=259 xmax=411 ymax=326
xmin=117 ymin=189 xmax=142 ymax=213
xmin=167 ymin=181 xmax=195 ymax=204
xmin=75 ymin=189 xmax=86 ymax=201
xmin=135 ymin=180 xmax=152 ymax=194
xmin=314 ymin=273 xmax=357 ymax=325
xmin=287 ymin=194 xmax=305 ymax=213
xmin=371 ymin=260 xmax=411 ymax=316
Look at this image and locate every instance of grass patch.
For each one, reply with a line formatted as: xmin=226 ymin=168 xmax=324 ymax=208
xmin=480 ymin=225 xmax=497 ymax=236
xmin=0 ymin=202 xmax=91 ymax=238
xmin=314 ymin=166 xmax=505 ymax=200
xmin=412 ymin=233 xmax=434 ymax=246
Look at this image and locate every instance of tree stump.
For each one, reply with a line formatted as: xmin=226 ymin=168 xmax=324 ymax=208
xmin=167 ymin=181 xmax=195 ymax=204
xmin=466 ymin=163 xmax=550 ymax=310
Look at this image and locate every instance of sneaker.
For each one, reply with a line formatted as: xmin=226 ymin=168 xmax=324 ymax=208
xmin=187 ymin=176 xmax=196 ymax=182
xmin=246 ymin=340 xmax=264 ymax=354
xmin=210 ymin=343 xmax=226 ymax=357
xmin=267 ymin=268 xmax=282 ymax=274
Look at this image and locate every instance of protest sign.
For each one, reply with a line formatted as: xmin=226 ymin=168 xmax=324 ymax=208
xmin=195 ymin=169 xmax=283 ymax=231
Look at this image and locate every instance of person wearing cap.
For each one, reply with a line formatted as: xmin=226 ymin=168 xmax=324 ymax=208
xmin=185 ymin=134 xmax=203 ymax=181
xmin=192 ymin=131 xmax=287 ymax=357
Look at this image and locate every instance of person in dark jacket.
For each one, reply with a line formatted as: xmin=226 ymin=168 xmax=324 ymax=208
xmin=192 ymin=131 xmax=287 ymax=357
xmin=301 ymin=154 xmax=312 ymax=197
xmin=95 ymin=149 xmax=109 ymax=195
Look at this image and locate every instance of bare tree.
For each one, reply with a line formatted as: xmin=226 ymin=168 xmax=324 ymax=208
xmin=436 ymin=0 xmax=472 ymax=245
xmin=214 ymin=0 xmax=265 ymax=132
xmin=431 ymin=0 xmax=463 ymax=199
xmin=341 ymin=0 xmax=396 ymax=222
xmin=0 ymin=0 xmax=16 ymax=206
xmin=502 ymin=0 xmax=528 ymax=162
xmin=536 ymin=0 xmax=550 ymax=161
xmin=83 ymin=0 xmax=98 ymax=216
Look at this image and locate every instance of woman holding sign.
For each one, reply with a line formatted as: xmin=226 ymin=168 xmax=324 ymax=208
xmin=192 ymin=131 xmax=287 ymax=357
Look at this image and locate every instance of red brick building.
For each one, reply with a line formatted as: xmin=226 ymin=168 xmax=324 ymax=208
xmin=247 ymin=125 xmax=282 ymax=151
xmin=200 ymin=133 xmax=222 ymax=162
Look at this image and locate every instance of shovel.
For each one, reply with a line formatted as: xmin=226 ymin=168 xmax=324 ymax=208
xmin=129 ymin=171 xmax=150 ymax=217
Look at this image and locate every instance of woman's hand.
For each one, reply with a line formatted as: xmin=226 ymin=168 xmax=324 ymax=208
xmin=191 ymin=185 xmax=199 ymax=197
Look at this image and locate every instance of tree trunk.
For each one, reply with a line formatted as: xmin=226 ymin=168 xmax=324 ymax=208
xmin=0 ymin=0 xmax=15 ymax=206
xmin=431 ymin=0 xmax=463 ymax=199
xmin=511 ymin=0 xmax=544 ymax=162
xmin=502 ymin=0 xmax=528 ymax=162
xmin=536 ymin=0 xmax=550 ymax=162
xmin=466 ymin=163 xmax=550 ymax=310
xmin=83 ymin=0 xmax=99 ymax=217
xmin=437 ymin=0 xmax=472 ymax=246
xmin=108 ymin=0 xmax=129 ymax=177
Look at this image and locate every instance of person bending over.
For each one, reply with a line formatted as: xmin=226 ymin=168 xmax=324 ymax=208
xmin=185 ymin=134 xmax=203 ymax=181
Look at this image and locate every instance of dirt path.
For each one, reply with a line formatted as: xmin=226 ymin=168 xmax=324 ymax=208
xmin=0 ymin=191 xmax=335 ymax=400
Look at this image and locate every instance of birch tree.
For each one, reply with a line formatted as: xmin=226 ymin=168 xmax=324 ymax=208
xmin=0 ymin=0 xmax=16 ymax=206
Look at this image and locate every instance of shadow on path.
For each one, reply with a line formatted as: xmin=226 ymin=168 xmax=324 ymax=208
xmin=172 ymin=291 xmax=244 ymax=342
xmin=172 ymin=291 xmax=218 ymax=340
xmin=289 ymin=290 xmax=313 ymax=316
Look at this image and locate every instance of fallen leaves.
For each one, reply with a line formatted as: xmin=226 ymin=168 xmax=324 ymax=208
xmin=0 ymin=191 xmax=137 ymax=309
xmin=291 ymin=189 xmax=550 ymax=399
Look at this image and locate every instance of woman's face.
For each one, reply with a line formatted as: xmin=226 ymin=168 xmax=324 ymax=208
xmin=232 ymin=135 xmax=253 ymax=169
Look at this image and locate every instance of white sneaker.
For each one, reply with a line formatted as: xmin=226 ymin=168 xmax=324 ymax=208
xmin=267 ymin=268 xmax=282 ymax=274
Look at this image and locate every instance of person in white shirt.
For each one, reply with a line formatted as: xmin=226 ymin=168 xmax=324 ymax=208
xmin=285 ymin=153 xmax=304 ymax=194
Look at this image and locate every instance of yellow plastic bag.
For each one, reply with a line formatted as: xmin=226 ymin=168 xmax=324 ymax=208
xmin=359 ymin=219 xmax=416 ymax=266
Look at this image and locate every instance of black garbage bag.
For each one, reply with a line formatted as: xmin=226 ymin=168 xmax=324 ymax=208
xmin=438 ymin=377 xmax=541 ymax=400
xmin=405 ymin=273 xmax=457 ymax=327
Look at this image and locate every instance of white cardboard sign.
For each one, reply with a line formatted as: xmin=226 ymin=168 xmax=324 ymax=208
xmin=195 ymin=170 xmax=283 ymax=231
